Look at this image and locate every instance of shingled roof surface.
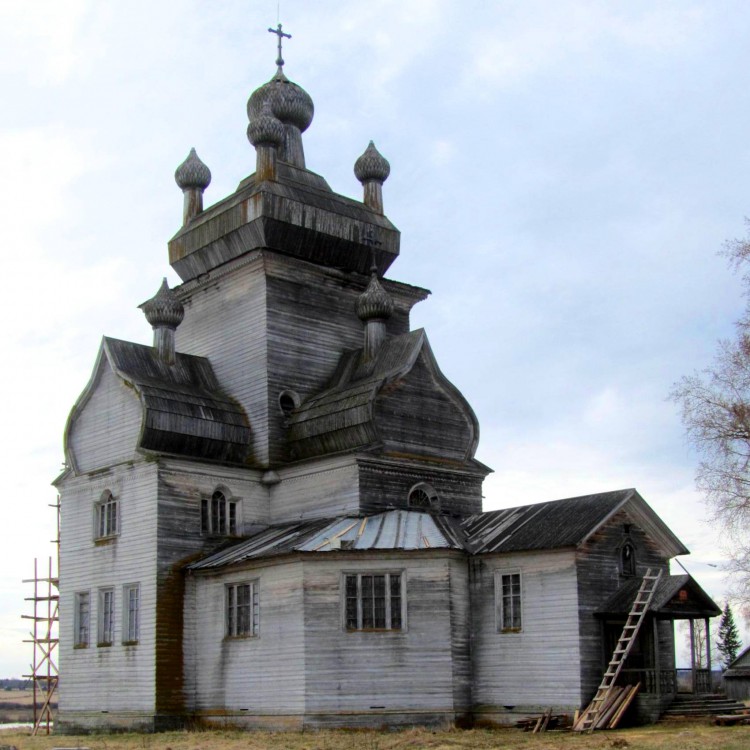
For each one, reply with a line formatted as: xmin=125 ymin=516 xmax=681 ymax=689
xmin=104 ymin=337 xmax=251 ymax=463
xmin=188 ymin=509 xmax=464 ymax=571
xmin=461 ymin=489 xmax=634 ymax=554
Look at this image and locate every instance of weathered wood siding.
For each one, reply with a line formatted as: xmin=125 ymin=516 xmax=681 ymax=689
xmin=470 ymin=548 xmax=581 ymax=722
xmin=68 ymin=362 xmax=142 ymax=473
xmin=575 ymin=509 xmax=670 ymax=704
xmin=175 ymin=255 xmax=269 ymax=465
xmin=184 ymin=560 xmax=305 ymax=726
xmin=270 ymin=455 xmax=360 ymax=522
xmin=57 ymin=462 xmax=158 ymax=730
xmin=358 ymin=458 xmax=483 ymax=516
xmin=374 ymin=354 xmax=475 ymax=462
xmin=154 ymin=460 xmax=269 ymax=716
xmin=301 ymin=552 xmax=467 ymax=727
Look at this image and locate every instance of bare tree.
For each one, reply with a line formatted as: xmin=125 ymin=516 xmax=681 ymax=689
xmin=671 ymin=224 xmax=750 ymax=604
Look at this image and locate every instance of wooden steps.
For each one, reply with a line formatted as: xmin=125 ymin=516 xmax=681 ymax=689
xmin=574 ymin=568 xmax=662 ymax=732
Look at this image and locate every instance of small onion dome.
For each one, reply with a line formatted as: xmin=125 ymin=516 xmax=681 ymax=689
xmin=174 ymin=148 xmax=211 ymax=191
xmin=356 ymin=272 xmax=394 ymax=321
xmin=247 ymin=99 xmax=285 ymax=147
xmin=354 ymin=141 xmax=390 ymax=184
xmin=139 ymin=278 xmax=185 ymax=329
xmin=247 ymin=68 xmax=314 ymax=133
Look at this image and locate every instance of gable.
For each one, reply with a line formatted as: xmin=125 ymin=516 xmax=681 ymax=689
xmin=66 ymin=355 xmax=142 ymax=473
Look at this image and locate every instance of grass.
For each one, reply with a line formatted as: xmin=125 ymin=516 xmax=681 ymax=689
xmin=0 ymin=722 xmax=748 ymax=750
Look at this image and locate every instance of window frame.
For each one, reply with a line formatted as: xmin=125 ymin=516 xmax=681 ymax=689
xmin=122 ymin=583 xmax=140 ymax=645
xmin=407 ymin=482 xmax=440 ymax=511
xmin=225 ymin=580 xmax=260 ymax=639
xmin=620 ymin=540 xmax=637 ymax=577
xmin=94 ymin=490 xmax=118 ymax=541
xmin=201 ymin=489 xmax=240 ymax=537
xmin=97 ymin=587 xmax=115 ymax=646
xmin=341 ymin=571 xmax=406 ymax=633
xmin=495 ymin=569 xmax=523 ymax=634
xmin=74 ymin=591 xmax=90 ymax=649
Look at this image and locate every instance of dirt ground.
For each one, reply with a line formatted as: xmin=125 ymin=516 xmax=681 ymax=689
xmin=0 ymin=722 xmax=748 ymax=750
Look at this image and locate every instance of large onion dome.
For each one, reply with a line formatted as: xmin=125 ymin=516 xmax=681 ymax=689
xmin=139 ymin=278 xmax=185 ymax=330
xmin=247 ymin=99 xmax=285 ymax=147
xmin=174 ymin=148 xmax=211 ymax=191
xmin=356 ymin=271 xmax=394 ymax=321
xmin=354 ymin=141 xmax=391 ymax=184
xmin=247 ymin=68 xmax=314 ymax=133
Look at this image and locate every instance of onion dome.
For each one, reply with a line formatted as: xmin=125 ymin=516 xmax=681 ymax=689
xmin=247 ymin=99 xmax=285 ymax=147
xmin=174 ymin=148 xmax=211 ymax=191
xmin=354 ymin=141 xmax=390 ymax=184
xmin=356 ymin=271 xmax=394 ymax=321
xmin=139 ymin=278 xmax=185 ymax=329
xmin=247 ymin=68 xmax=314 ymax=133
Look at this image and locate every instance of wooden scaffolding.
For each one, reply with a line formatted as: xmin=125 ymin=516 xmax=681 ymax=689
xmin=22 ymin=499 xmax=60 ymax=735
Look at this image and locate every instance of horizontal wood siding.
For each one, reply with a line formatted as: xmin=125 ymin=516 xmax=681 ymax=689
xmin=68 ymin=362 xmax=141 ymax=473
xmin=301 ymin=553 xmax=458 ymax=722
xmin=175 ymin=259 xmax=268 ymax=465
xmin=184 ymin=560 xmax=305 ymax=714
xmin=575 ymin=509 xmax=670 ymax=704
xmin=448 ymin=557 xmax=472 ymax=717
xmin=471 ymin=549 xmax=581 ymax=715
xmin=270 ymin=455 xmax=360 ymax=522
xmin=58 ymin=463 xmax=158 ymax=717
xmin=374 ymin=354 xmax=474 ymax=462
xmin=358 ymin=459 xmax=483 ymax=516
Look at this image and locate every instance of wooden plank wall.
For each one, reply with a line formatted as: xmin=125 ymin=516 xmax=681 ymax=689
xmin=300 ymin=552 xmax=462 ymax=727
xmin=58 ymin=462 xmax=159 ymax=724
xmin=68 ymin=362 xmax=142 ymax=473
xmin=575 ymin=509 xmax=670 ymax=704
xmin=470 ymin=548 xmax=582 ymax=721
xmin=183 ymin=560 xmax=306 ymax=722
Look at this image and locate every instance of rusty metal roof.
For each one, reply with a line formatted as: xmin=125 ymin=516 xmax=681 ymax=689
xmin=188 ymin=509 xmax=464 ymax=571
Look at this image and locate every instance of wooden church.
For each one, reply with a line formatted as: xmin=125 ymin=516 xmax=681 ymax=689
xmin=55 ymin=30 xmax=720 ymax=732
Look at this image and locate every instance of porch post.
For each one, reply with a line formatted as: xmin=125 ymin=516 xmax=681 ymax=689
xmin=705 ymin=616 xmax=712 ymax=691
xmin=652 ymin=616 xmax=661 ymax=696
xmin=689 ymin=618 xmax=696 ymax=693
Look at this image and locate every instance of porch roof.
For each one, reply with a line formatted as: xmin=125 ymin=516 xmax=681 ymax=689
xmin=596 ymin=574 xmax=721 ymax=619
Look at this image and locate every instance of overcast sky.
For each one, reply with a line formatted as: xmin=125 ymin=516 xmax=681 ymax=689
xmin=1 ymin=0 xmax=749 ymax=677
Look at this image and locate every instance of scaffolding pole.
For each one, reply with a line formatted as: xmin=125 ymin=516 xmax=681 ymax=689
xmin=22 ymin=499 xmax=60 ymax=735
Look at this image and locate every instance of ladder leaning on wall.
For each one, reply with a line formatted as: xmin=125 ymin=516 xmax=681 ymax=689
xmin=574 ymin=567 xmax=663 ymax=733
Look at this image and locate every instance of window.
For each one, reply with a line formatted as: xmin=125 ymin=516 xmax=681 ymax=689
xmin=98 ymin=587 xmax=114 ymax=646
xmin=344 ymin=572 xmax=404 ymax=631
xmin=407 ymin=482 xmax=439 ymax=510
xmin=496 ymin=571 xmax=522 ymax=632
xmin=95 ymin=491 xmax=118 ymax=539
xmin=621 ymin=541 xmax=636 ymax=576
xmin=74 ymin=592 xmax=90 ymax=648
xmin=123 ymin=584 xmax=140 ymax=643
xmin=226 ymin=581 xmax=259 ymax=638
xmin=201 ymin=490 xmax=238 ymax=536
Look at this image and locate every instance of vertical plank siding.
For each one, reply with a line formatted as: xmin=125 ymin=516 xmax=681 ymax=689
xmin=575 ymin=509 xmax=670 ymax=705
xmin=68 ymin=362 xmax=142 ymax=473
xmin=470 ymin=549 xmax=582 ymax=723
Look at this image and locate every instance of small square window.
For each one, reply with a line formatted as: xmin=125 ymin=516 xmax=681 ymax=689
xmin=226 ymin=581 xmax=259 ymax=638
xmin=74 ymin=591 xmax=90 ymax=648
xmin=98 ymin=587 xmax=114 ymax=646
xmin=495 ymin=570 xmax=522 ymax=633
xmin=344 ymin=572 xmax=404 ymax=631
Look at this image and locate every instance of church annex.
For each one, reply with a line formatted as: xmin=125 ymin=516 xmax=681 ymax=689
xmin=56 ymin=30 xmax=720 ymax=732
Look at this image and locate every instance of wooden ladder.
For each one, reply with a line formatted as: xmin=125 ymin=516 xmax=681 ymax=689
xmin=575 ymin=567 xmax=662 ymax=732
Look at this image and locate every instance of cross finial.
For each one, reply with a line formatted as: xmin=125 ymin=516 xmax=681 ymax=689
xmin=268 ymin=23 xmax=291 ymax=70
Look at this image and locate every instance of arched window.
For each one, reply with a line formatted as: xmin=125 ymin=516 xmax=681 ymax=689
xmin=95 ymin=490 xmax=118 ymax=540
xmin=408 ymin=482 xmax=439 ymax=510
xmin=201 ymin=489 xmax=239 ymax=536
xmin=621 ymin=541 xmax=636 ymax=576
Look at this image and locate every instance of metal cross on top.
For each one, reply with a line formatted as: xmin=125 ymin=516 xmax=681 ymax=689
xmin=268 ymin=23 xmax=291 ymax=69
